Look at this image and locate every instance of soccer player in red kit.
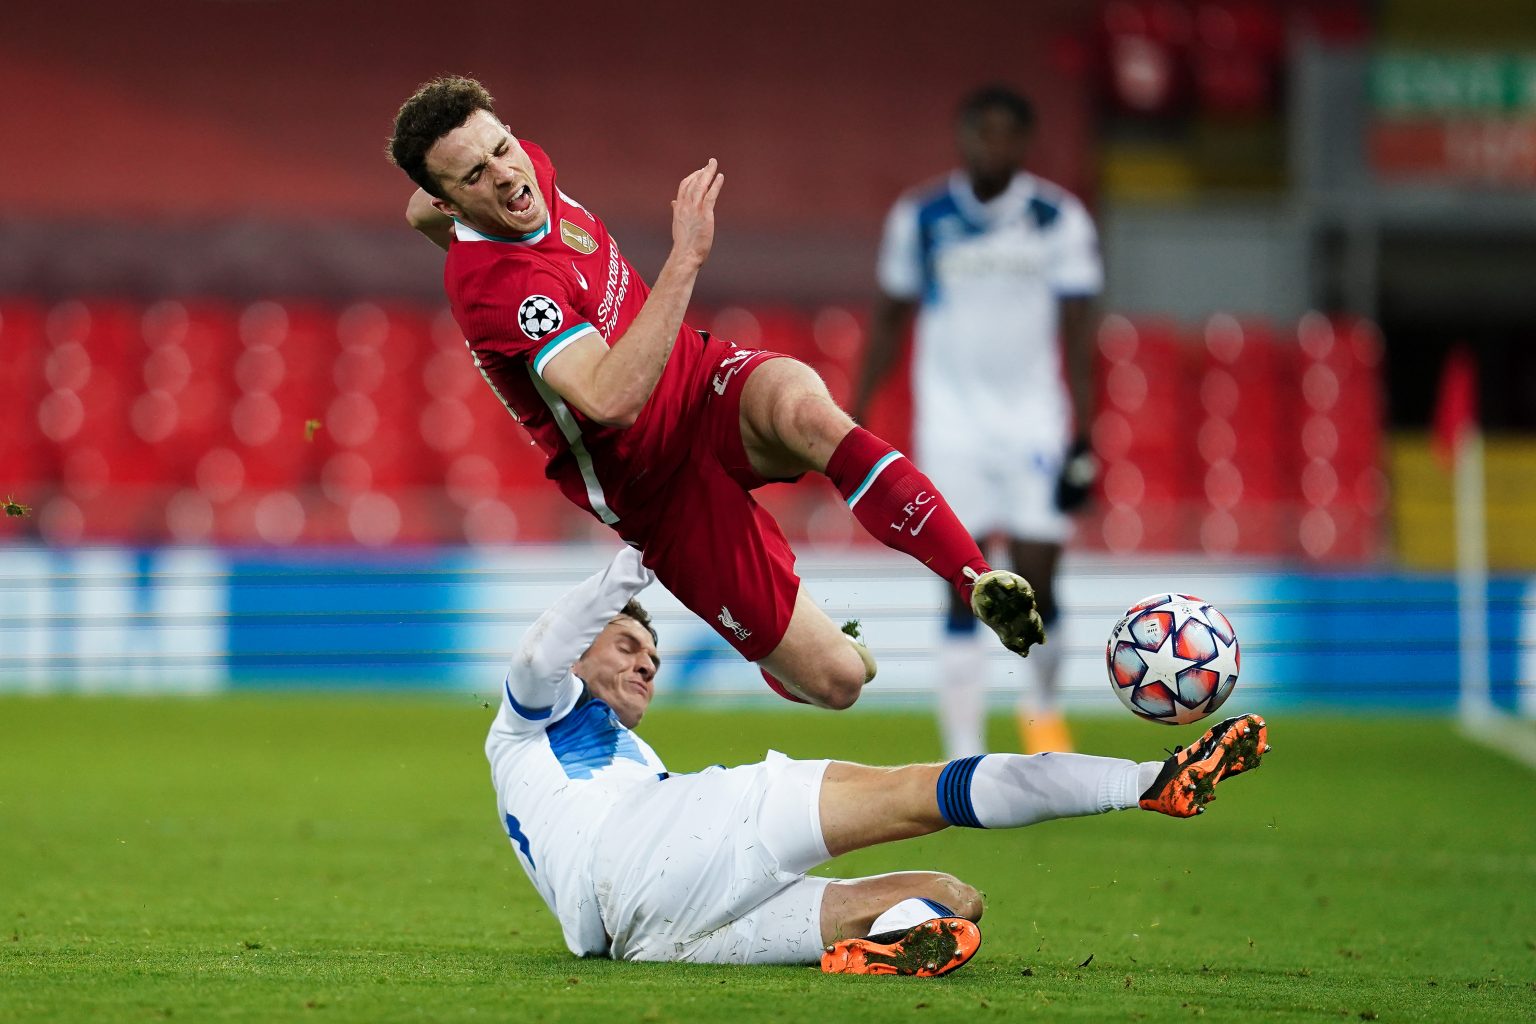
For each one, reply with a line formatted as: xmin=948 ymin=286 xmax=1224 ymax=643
xmin=388 ymin=76 xmax=1044 ymax=709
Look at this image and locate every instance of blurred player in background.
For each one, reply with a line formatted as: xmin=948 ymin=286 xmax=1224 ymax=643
xmin=854 ymin=85 xmax=1103 ymax=756
xmin=486 ymin=546 xmax=1268 ymax=972
xmin=388 ymin=77 xmax=1048 ymax=713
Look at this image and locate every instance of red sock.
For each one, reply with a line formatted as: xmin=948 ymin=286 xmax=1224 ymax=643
xmin=824 ymin=427 xmax=990 ymax=602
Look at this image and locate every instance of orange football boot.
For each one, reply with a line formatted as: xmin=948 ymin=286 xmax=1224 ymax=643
xmin=1139 ymin=713 xmax=1269 ymax=818
xmin=821 ymin=918 xmax=982 ymax=977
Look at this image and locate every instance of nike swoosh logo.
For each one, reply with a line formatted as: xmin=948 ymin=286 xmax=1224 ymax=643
xmin=572 ymin=264 xmax=589 ymax=289
xmin=909 ymin=505 xmax=938 ymax=536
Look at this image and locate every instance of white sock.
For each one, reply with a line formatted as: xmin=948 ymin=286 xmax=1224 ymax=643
xmin=937 ymin=752 xmax=1151 ymax=828
xmin=868 ymin=896 xmax=954 ymax=937
xmin=1019 ymin=634 xmax=1063 ymax=715
xmin=936 ymin=633 xmax=988 ymax=758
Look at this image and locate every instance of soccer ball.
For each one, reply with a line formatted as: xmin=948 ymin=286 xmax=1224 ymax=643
xmin=1106 ymin=593 xmax=1240 ymax=726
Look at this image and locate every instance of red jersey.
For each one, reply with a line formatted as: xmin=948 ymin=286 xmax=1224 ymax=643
xmin=444 ymin=141 xmax=728 ymax=528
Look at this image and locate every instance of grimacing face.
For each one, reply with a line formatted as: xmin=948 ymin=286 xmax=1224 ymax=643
xmin=572 ymin=616 xmax=660 ymax=730
xmin=424 ymin=109 xmax=548 ymax=238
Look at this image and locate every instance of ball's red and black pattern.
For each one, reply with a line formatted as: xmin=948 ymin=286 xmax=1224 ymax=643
xmin=1106 ymin=593 xmax=1240 ymax=725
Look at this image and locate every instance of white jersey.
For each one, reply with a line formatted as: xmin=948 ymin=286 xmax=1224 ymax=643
xmin=877 ymin=170 xmax=1103 ymax=445
xmin=484 ymin=547 xmax=668 ymax=957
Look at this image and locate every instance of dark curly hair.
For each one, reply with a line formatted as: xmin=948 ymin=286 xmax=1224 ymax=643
xmin=388 ymin=76 xmax=498 ymax=199
xmin=956 ymin=84 xmax=1035 ymax=132
xmin=619 ymin=599 xmax=658 ymax=646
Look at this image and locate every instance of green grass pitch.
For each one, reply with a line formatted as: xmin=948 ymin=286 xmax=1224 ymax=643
xmin=2 ymin=695 xmax=1533 ymax=1022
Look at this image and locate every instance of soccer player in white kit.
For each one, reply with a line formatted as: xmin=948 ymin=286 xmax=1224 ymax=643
xmin=486 ymin=547 xmax=1269 ymax=973
xmin=855 ymin=85 xmax=1104 ymax=758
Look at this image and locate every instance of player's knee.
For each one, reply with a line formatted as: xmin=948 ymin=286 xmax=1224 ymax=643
xmin=814 ymin=669 xmax=864 ymax=711
xmin=795 ymin=639 xmax=868 ymax=710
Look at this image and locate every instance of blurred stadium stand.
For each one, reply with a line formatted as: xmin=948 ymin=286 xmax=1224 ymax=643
xmin=2 ymin=0 xmax=1533 ymax=570
xmin=1 ymin=1 xmax=1534 ymax=714
xmin=1 ymin=296 xmax=1388 ymax=561
xmin=0 ymin=0 xmax=1096 ymax=304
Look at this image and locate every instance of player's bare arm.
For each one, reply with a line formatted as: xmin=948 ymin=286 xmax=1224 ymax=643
xmin=541 ymin=159 xmax=724 ymax=427
xmin=406 ymin=188 xmax=454 ymax=252
xmin=852 ymin=292 xmax=917 ymax=422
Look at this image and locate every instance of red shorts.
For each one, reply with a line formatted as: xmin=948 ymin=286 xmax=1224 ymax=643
xmin=619 ymin=346 xmax=799 ymax=662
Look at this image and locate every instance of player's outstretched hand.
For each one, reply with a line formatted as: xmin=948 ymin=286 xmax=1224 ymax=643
xmin=670 ymin=158 xmax=724 ymax=269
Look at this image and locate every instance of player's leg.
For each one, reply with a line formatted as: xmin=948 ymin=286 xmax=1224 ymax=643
xmin=819 ymin=872 xmax=984 ymax=977
xmin=921 ymin=432 xmax=994 ymax=758
xmin=937 ymin=584 xmax=990 ymax=758
xmin=744 ymin=764 xmax=982 ymax=977
xmin=1007 ymin=537 xmax=1073 ymax=753
xmin=812 ymin=738 xmax=1268 ymax=979
xmin=816 ymin=715 xmax=1270 ymax=853
xmin=637 ymin=753 xmax=982 ymax=973
xmin=736 ymin=357 xmax=1045 ymax=655
xmin=592 ymin=757 xmax=835 ymax=965
xmin=635 ymin=452 xmax=869 ymax=709
xmin=820 ymin=871 xmax=982 ymax=943
xmin=757 ymin=585 xmax=874 ymax=710
xmin=813 ymin=756 xmax=1136 ymax=854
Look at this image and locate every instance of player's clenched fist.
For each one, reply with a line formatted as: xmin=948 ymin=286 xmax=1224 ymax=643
xmin=671 ymin=158 xmax=724 ymax=269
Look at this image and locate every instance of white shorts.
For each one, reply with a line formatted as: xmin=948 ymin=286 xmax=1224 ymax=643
xmin=916 ymin=429 xmax=1071 ymax=544
xmin=591 ymin=751 xmax=832 ymax=965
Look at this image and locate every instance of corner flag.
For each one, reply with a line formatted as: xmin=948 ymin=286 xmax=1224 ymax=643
xmin=1431 ymin=345 xmax=1478 ymax=470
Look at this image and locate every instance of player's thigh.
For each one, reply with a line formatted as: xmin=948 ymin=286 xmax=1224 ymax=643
xmin=816 ymin=761 xmax=947 ymax=857
xmin=737 ymin=356 xmax=854 ymax=479
xmin=758 ymin=586 xmax=870 ymax=709
xmin=641 ymin=462 xmax=800 ymax=662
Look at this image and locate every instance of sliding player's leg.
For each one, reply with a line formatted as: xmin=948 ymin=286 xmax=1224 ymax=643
xmin=816 ymin=713 xmax=1271 ymax=857
xmin=595 ymin=720 xmax=1267 ymax=970
xmin=735 ymin=356 xmax=1045 ymax=655
xmin=820 ymin=871 xmax=982 ymax=942
xmin=818 ymin=871 xmax=984 ymax=977
xmin=591 ymin=755 xmax=835 ymax=965
xmin=592 ymin=747 xmax=980 ymax=972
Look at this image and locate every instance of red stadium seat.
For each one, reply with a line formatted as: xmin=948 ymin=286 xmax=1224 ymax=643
xmin=35 ymin=300 xmax=160 ymax=541
xmin=0 ymin=300 xmax=51 ymax=496
xmin=420 ymin=306 xmax=557 ymax=542
xmin=1291 ymin=313 xmax=1388 ymax=561
xmin=230 ymin=300 xmax=330 ymax=492
xmin=1091 ymin=315 xmax=1205 ymax=552
xmin=3 ymin=295 xmax=1389 ymax=557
